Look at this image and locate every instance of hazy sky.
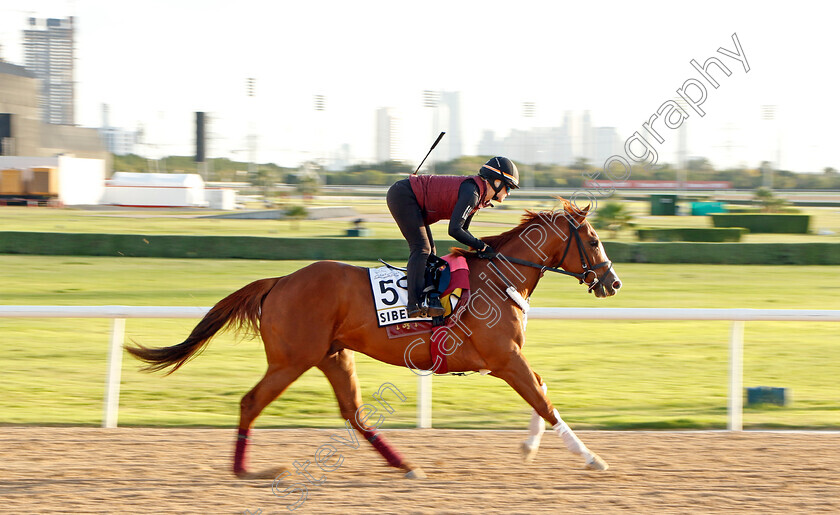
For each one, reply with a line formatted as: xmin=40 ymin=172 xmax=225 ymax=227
xmin=1 ymin=0 xmax=837 ymax=172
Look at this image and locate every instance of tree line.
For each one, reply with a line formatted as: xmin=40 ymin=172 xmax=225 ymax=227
xmin=112 ymin=154 xmax=840 ymax=190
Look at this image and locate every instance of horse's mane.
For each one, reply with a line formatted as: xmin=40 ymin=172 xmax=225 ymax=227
xmin=451 ymin=197 xmax=589 ymax=257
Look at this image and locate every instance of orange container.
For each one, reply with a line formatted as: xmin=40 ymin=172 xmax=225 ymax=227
xmin=0 ymin=169 xmax=24 ymax=195
xmin=27 ymin=167 xmax=59 ymax=196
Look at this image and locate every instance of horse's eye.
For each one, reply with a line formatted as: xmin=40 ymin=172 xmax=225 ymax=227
xmin=589 ymin=240 xmax=599 ymax=248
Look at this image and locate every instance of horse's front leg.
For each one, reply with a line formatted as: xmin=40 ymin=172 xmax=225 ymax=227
xmin=520 ymin=380 xmax=547 ymax=463
xmin=494 ymin=355 xmax=608 ymax=471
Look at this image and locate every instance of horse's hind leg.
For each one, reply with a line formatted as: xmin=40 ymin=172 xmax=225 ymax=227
xmin=233 ymin=363 xmax=309 ymax=478
xmin=317 ymin=349 xmax=426 ymax=479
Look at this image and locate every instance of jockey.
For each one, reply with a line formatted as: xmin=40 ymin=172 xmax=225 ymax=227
xmin=386 ymin=156 xmax=520 ymax=319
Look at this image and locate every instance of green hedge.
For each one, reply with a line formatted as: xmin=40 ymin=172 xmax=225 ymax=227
xmin=0 ymin=232 xmax=416 ymax=261
xmin=724 ymin=207 xmax=802 ymax=214
xmin=1 ymin=232 xmax=838 ymax=265
xmin=637 ymin=227 xmax=748 ymax=242
xmin=608 ymin=242 xmax=839 ymax=265
xmin=711 ymin=213 xmax=810 ymax=233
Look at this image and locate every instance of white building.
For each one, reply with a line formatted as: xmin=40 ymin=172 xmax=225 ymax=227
xmin=375 ymin=107 xmax=402 ymax=162
xmin=98 ymin=127 xmax=138 ymax=156
xmin=103 ymin=172 xmax=207 ymax=207
xmin=438 ymin=91 xmax=463 ymax=161
xmin=98 ymin=104 xmax=139 ymax=155
xmin=581 ymin=110 xmax=593 ymax=163
xmin=593 ymin=127 xmax=622 ymax=168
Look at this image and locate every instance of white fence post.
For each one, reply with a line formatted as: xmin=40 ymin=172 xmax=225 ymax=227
xmin=417 ymin=374 xmax=432 ymax=428
xmin=102 ymin=318 xmax=126 ymax=428
xmin=728 ymin=320 xmax=745 ymax=431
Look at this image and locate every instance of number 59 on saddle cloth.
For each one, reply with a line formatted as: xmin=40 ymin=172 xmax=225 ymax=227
xmin=368 ymin=254 xmax=470 ymax=328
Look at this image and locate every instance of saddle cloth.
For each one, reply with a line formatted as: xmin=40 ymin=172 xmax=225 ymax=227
xmin=368 ymin=254 xmax=470 ymax=375
xmin=368 ymin=254 xmax=469 ymax=327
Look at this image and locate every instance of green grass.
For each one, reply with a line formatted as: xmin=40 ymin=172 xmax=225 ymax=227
xmin=1 ymin=200 xmax=838 ymax=243
xmin=1 ymin=256 xmax=838 ymax=430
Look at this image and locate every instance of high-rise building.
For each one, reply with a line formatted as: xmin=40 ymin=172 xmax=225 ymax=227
xmin=438 ymin=91 xmax=463 ymax=161
xmin=98 ymin=104 xmax=139 ymax=156
xmin=563 ymin=111 xmax=577 ymax=159
xmin=581 ymin=110 xmax=593 ymax=162
xmin=477 ymin=130 xmax=497 ymax=156
xmin=375 ymin=107 xmax=402 ymax=162
xmin=593 ymin=127 xmax=622 ymax=167
xmin=23 ymin=17 xmax=75 ymax=125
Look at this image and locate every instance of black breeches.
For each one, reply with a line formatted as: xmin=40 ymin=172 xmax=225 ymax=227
xmin=386 ymin=179 xmax=435 ymax=305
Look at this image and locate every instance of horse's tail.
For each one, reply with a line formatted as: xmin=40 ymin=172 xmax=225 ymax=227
xmin=125 ymin=277 xmax=281 ymax=375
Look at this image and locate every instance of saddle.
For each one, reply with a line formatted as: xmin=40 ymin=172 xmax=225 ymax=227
xmin=378 ymin=254 xmax=463 ymax=327
xmin=373 ymin=254 xmax=471 ymax=374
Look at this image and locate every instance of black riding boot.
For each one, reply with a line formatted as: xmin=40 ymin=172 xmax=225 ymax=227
xmin=406 ymin=299 xmax=424 ymax=318
xmin=406 ymin=257 xmax=426 ymax=319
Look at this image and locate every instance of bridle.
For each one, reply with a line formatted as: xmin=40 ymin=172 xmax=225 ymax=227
xmin=485 ymin=218 xmax=613 ymax=293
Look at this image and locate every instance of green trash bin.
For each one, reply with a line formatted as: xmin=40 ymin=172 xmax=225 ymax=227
xmin=690 ymin=201 xmax=726 ymax=216
xmin=746 ymin=386 xmax=789 ymax=406
xmin=650 ymin=194 xmax=678 ymax=215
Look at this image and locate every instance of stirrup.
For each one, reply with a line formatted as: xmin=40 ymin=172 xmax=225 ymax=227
xmin=423 ymin=297 xmax=445 ymax=318
xmin=406 ymin=302 xmax=425 ymax=319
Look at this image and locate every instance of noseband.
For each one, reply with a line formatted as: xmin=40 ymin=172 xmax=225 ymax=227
xmin=556 ymin=219 xmax=614 ymax=292
xmin=486 ymin=219 xmax=613 ymax=292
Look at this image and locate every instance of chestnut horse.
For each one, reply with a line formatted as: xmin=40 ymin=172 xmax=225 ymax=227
xmin=126 ymin=199 xmax=621 ymax=479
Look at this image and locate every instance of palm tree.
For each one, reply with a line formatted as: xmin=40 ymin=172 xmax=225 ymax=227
xmin=592 ymin=202 xmax=634 ymax=239
xmin=284 ymin=205 xmax=308 ymax=231
xmin=754 ymin=186 xmax=786 ymax=213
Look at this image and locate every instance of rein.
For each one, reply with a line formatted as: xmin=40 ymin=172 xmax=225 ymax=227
xmin=484 ymin=219 xmax=613 ymax=293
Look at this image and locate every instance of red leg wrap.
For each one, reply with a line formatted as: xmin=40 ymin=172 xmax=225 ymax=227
xmin=233 ymin=428 xmax=250 ymax=475
xmin=364 ymin=430 xmax=403 ymax=468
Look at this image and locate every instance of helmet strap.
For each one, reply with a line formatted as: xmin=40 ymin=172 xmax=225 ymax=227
xmin=490 ymin=179 xmax=505 ymax=202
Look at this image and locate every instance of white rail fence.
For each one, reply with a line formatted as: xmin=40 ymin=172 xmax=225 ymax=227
xmin=2 ymin=306 xmax=838 ymax=430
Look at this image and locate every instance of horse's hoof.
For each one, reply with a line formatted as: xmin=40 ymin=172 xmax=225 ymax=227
xmin=404 ymin=468 xmax=427 ymax=479
xmin=520 ymin=441 xmax=538 ymax=463
xmin=585 ymin=454 xmax=609 ymax=471
xmin=235 ymin=465 xmax=289 ymax=480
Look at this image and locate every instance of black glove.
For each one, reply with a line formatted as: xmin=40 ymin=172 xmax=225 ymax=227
xmin=476 ymin=244 xmax=496 ymax=259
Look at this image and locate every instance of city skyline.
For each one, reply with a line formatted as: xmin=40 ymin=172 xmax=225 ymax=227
xmin=0 ymin=1 xmax=838 ymax=173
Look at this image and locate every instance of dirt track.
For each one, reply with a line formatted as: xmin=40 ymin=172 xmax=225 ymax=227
xmin=2 ymin=428 xmax=839 ymax=514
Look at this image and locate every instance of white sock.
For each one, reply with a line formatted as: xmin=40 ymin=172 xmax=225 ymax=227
xmin=552 ymin=409 xmax=593 ymax=461
xmin=524 ymin=410 xmax=544 ymax=448
xmin=525 ymin=383 xmax=548 ymax=448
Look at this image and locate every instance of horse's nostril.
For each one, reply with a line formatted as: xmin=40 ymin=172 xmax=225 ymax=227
xmin=612 ymin=280 xmax=622 ymax=290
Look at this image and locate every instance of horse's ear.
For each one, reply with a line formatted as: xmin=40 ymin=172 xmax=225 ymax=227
xmin=573 ymin=203 xmax=591 ymax=220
